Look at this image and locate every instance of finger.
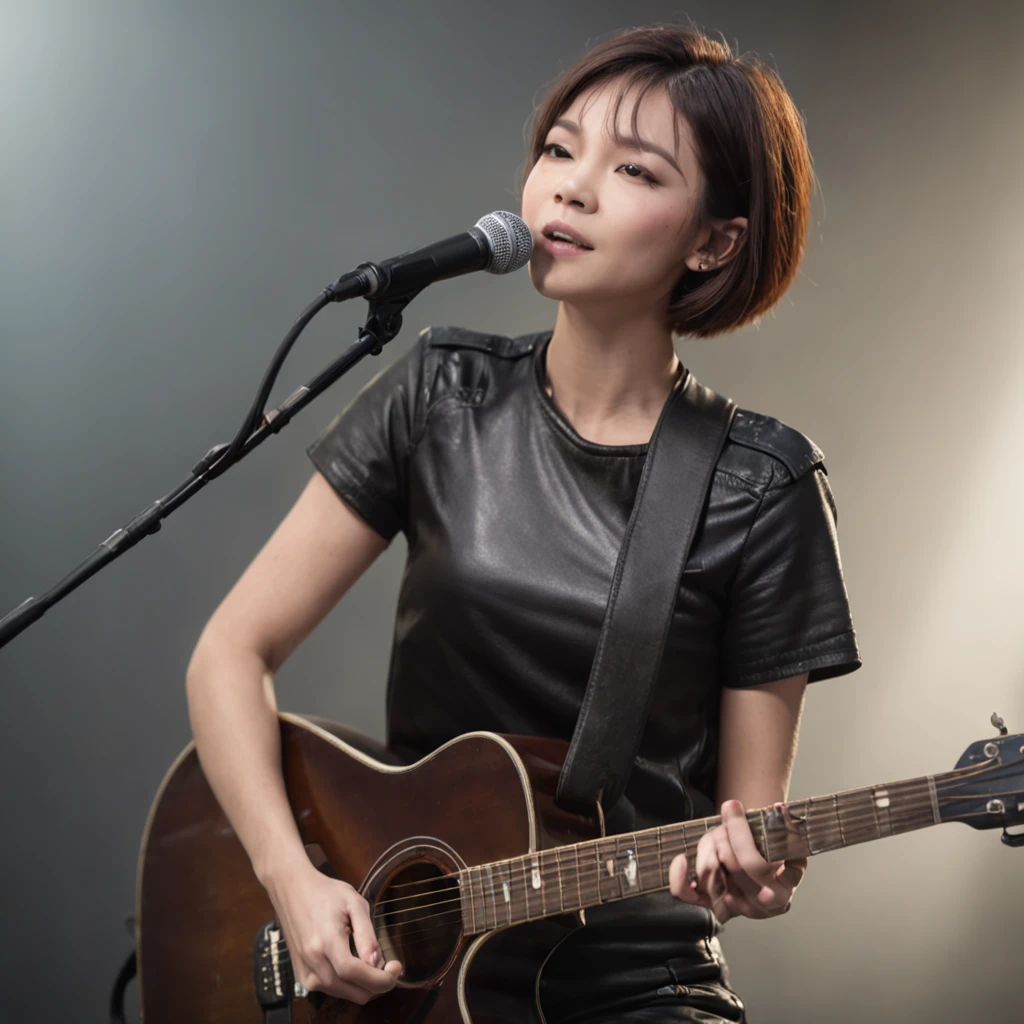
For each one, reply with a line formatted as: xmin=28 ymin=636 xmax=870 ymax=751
xmin=326 ymin=939 xmax=400 ymax=997
xmin=710 ymin=826 xmax=766 ymax=906
xmin=669 ymin=853 xmax=711 ymax=907
xmin=367 ymin=959 xmax=405 ymax=1003
xmin=669 ymin=852 xmax=688 ymax=898
xmin=707 ymin=869 xmax=735 ymax=923
xmin=348 ymin=894 xmax=384 ymax=967
xmin=721 ymin=800 xmax=788 ymax=905
xmin=307 ymin=970 xmax=380 ymax=1004
xmin=302 ymin=944 xmax=383 ymax=1003
xmin=695 ymin=832 xmax=720 ymax=899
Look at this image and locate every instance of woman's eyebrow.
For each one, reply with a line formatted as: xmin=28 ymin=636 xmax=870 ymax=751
xmin=550 ymin=116 xmax=687 ymax=183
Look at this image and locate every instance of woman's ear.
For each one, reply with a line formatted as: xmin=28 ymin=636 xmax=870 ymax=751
xmin=684 ymin=215 xmax=748 ymax=272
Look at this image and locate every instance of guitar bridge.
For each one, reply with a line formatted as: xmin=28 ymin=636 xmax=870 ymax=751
xmin=253 ymin=920 xmax=296 ymax=1010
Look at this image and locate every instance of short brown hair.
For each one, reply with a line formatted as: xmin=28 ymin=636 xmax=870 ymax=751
xmin=517 ymin=22 xmax=817 ymax=340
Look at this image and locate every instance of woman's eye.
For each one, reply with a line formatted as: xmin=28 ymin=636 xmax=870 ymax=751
xmin=540 ymin=143 xmax=657 ymax=185
xmin=621 ymin=163 xmax=649 ymax=180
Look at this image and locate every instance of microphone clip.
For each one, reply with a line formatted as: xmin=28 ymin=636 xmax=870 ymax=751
xmin=360 ymin=281 xmax=423 ymax=355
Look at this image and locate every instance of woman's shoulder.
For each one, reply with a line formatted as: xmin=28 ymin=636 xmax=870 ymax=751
xmin=410 ymin=327 xmax=826 ymax=491
xmin=407 ymin=324 xmax=539 ymax=411
xmin=718 ymin=406 xmax=826 ymax=493
xmin=416 ymin=323 xmax=540 ymax=360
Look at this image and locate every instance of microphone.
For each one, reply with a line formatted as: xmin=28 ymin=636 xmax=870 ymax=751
xmin=330 ymin=211 xmax=534 ymax=301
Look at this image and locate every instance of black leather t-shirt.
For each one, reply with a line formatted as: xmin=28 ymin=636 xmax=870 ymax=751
xmin=307 ymin=324 xmax=861 ymax=1005
xmin=308 ymin=323 xmax=860 ymax=833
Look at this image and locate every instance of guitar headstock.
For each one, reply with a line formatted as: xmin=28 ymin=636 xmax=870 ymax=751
xmin=943 ymin=713 xmax=1024 ymax=847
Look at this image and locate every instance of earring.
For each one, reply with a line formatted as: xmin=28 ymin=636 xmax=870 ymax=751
xmin=698 ymin=261 xmax=706 ymax=271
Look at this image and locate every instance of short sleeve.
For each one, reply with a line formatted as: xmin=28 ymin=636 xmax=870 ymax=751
xmin=721 ymin=465 xmax=861 ymax=687
xmin=305 ymin=332 xmax=429 ymax=542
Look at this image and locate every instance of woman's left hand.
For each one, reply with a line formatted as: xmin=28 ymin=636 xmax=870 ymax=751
xmin=668 ymin=799 xmax=807 ymax=926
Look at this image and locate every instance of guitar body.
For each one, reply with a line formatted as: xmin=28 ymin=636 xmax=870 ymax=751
xmin=136 ymin=714 xmax=603 ymax=1023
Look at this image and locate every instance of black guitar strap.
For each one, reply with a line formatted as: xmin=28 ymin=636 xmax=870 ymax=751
xmin=555 ymin=366 xmax=736 ymax=820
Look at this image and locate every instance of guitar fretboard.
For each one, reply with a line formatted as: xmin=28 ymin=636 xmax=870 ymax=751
xmin=458 ymin=768 xmax=955 ymax=935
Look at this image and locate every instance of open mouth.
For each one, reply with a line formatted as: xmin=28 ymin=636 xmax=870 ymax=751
xmin=543 ymin=232 xmax=594 ymax=251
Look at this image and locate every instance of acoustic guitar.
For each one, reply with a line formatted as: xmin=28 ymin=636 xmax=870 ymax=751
xmin=135 ymin=711 xmax=1024 ymax=1022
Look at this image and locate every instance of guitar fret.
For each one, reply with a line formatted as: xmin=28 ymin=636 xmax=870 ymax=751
xmin=786 ymin=798 xmax=809 ymax=859
xmin=493 ymin=860 xmax=513 ymax=926
xmin=535 ymin=852 xmax=547 ymax=918
xmin=634 ymin=831 xmax=653 ymax=893
xmin=833 ymin=794 xmax=846 ymax=848
xmin=597 ymin=838 xmax=619 ymax=902
xmin=554 ymin=848 xmax=565 ymax=912
xmin=656 ymin=827 xmax=666 ymax=887
xmin=927 ymin=774 xmax=941 ymax=824
xmin=521 ymin=856 xmax=533 ymax=920
xmin=804 ymin=796 xmax=819 ymax=854
xmin=635 ymin=831 xmax=647 ymax=891
xmin=837 ymin=789 xmax=876 ymax=847
xmin=876 ymin=786 xmax=895 ymax=837
xmin=892 ymin=781 xmax=931 ymax=835
xmin=484 ymin=864 xmax=497 ymax=929
xmin=476 ymin=868 xmax=489 ymax=930
xmin=574 ymin=844 xmax=583 ymax=912
xmin=463 ymin=870 xmax=477 ymax=933
xmin=868 ymin=786 xmax=884 ymax=838
xmin=614 ymin=836 xmax=625 ymax=898
xmin=512 ymin=857 xmax=527 ymax=924
xmin=619 ymin=833 xmax=641 ymax=896
xmin=474 ymin=866 xmax=486 ymax=931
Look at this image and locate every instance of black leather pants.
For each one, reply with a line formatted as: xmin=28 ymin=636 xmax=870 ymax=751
xmin=538 ymin=893 xmax=747 ymax=1023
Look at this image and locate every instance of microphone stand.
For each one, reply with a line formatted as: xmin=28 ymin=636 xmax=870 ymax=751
xmin=0 ymin=265 xmax=422 ymax=650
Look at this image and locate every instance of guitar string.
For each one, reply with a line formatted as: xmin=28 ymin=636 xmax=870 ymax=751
xmin=274 ymin=769 xmax=1010 ymax=949
xmin=271 ymin=793 xmax=1009 ymax=958
xmin=270 ymin=913 xmax=471 ymax=971
xmin=267 ymin=766 xmax=1015 ymax=977
xmin=373 ymin=762 xmax=1010 ymax=906
xmin=274 ymin=893 xmax=624 ymax=971
xmin=282 ymin=872 xmax=745 ymax=961
xmin=357 ymin=761 xmax=1003 ymax=915
xmin=361 ymin=785 xmax=1007 ymax=928
xmin=369 ymin=875 xmax=463 ymax=893
xmin=270 ymin=907 xmax=495 ymax=970
xmin=381 ymin=812 xmax=959 ymax=939
xmin=366 ymin=785 xmax=969 ymax=915
xmin=368 ymin=823 xmax=942 ymax=929
xmin=370 ymin=811 xmax=944 ymax=927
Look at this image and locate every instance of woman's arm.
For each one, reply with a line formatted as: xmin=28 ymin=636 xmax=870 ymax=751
xmin=668 ymin=672 xmax=810 ymax=924
xmin=716 ymin=671 xmax=808 ymax=810
xmin=186 ymin=471 xmax=389 ymax=886
xmin=186 ymin=472 xmax=409 ymax=1000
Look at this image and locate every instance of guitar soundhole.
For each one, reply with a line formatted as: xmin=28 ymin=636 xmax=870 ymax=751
xmin=371 ymin=860 xmax=462 ymax=985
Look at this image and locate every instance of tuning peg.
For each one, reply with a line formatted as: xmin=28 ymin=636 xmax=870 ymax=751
xmin=1000 ymin=827 xmax=1024 ymax=849
xmin=990 ymin=712 xmax=1008 ymax=736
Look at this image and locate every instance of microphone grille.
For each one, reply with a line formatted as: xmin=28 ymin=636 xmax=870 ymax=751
xmin=475 ymin=211 xmax=534 ymax=274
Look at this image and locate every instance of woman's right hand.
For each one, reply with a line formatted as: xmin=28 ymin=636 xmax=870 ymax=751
xmin=264 ymin=859 xmax=403 ymax=1004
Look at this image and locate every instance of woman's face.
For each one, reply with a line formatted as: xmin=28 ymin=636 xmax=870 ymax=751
xmin=521 ymin=77 xmax=707 ymax=320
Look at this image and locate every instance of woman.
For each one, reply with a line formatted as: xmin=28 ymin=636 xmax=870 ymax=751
xmin=185 ymin=23 xmax=861 ymax=1022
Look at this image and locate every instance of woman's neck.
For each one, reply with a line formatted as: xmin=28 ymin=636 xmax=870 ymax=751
xmin=543 ymin=304 xmax=681 ymax=446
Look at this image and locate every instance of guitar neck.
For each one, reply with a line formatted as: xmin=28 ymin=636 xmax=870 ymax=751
xmin=459 ymin=765 xmax=965 ymax=935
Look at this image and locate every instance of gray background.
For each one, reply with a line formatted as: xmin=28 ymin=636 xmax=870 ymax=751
xmin=2 ymin=1 xmax=1022 ymax=1020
